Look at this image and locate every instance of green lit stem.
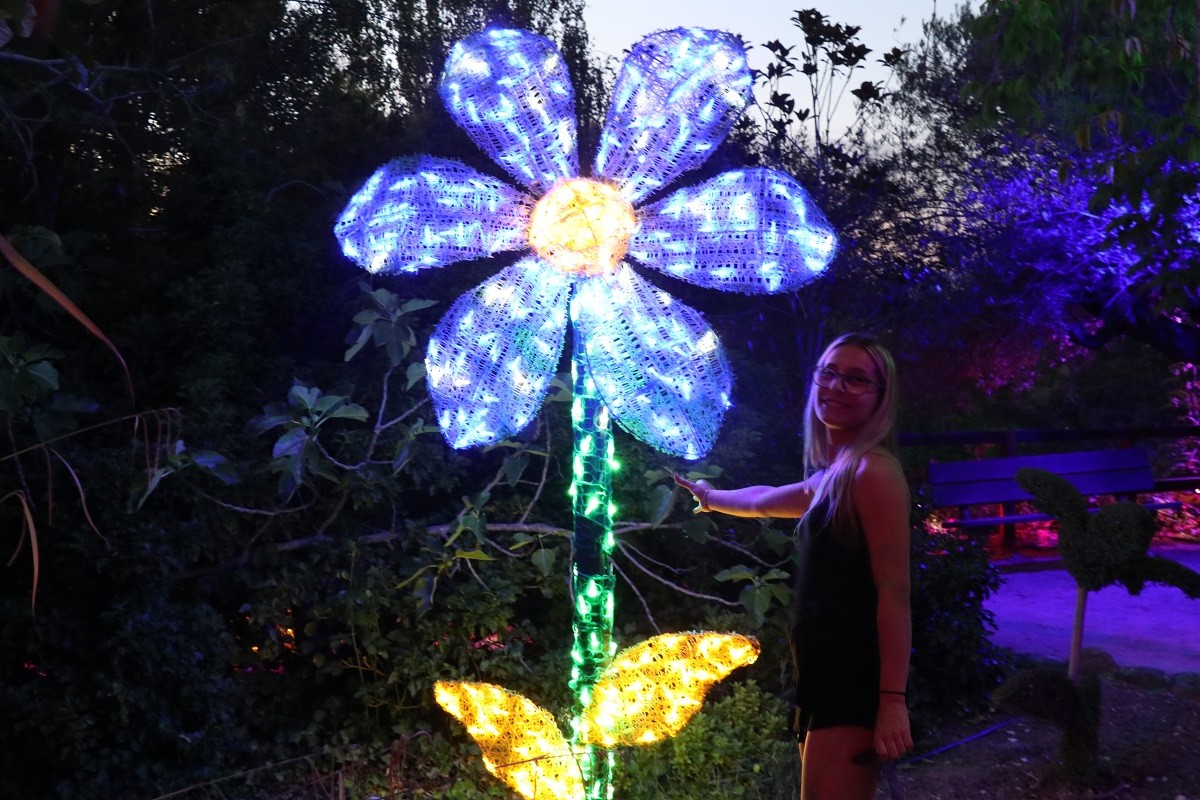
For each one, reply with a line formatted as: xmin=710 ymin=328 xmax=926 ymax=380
xmin=568 ymin=333 xmax=618 ymax=800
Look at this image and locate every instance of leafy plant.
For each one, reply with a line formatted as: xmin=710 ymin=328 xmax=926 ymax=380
xmin=249 ymin=382 xmax=370 ymax=500
xmin=908 ymin=510 xmax=1011 ymax=726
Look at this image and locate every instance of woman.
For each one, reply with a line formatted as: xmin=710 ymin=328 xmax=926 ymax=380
xmin=676 ymin=333 xmax=912 ymax=800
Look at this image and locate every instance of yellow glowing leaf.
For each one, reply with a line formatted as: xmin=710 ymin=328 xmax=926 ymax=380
xmin=579 ymin=632 xmax=760 ymax=748
xmin=434 ymin=681 xmax=584 ymax=800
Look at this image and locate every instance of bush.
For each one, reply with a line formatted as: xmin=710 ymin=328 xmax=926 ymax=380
xmin=619 ymin=680 xmax=794 ymax=800
xmin=908 ymin=496 xmax=1012 ymax=727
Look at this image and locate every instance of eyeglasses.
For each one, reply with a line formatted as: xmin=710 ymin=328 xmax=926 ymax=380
xmin=812 ymin=366 xmax=882 ymax=396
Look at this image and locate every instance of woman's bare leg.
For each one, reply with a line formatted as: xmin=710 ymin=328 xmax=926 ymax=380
xmin=800 ymin=725 xmax=878 ymax=800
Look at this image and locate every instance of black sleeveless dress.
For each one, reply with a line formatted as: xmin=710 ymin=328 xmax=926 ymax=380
xmin=792 ymin=496 xmax=880 ymax=733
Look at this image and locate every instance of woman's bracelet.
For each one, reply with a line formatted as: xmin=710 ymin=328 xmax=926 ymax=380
xmin=698 ymin=487 xmax=711 ymax=512
xmin=879 ymin=690 xmax=906 ymax=696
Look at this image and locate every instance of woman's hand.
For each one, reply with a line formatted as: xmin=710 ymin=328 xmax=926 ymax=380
xmin=873 ymin=694 xmax=912 ymax=761
xmin=673 ymin=474 xmax=713 ymax=514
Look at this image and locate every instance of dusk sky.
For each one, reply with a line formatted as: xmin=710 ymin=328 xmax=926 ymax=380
xmin=583 ymin=0 xmax=964 ymax=134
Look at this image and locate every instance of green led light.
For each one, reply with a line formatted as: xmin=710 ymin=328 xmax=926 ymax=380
xmin=569 ymin=334 xmax=616 ymax=800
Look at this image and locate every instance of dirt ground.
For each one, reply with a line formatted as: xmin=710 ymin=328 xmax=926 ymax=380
xmin=891 ymin=664 xmax=1200 ymax=799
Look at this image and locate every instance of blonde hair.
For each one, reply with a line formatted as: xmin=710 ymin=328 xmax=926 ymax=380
xmin=802 ymin=333 xmax=899 ymax=540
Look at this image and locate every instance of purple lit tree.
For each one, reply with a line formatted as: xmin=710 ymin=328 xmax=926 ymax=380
xmin=951 ymin=148 xmax=1200 ymax=363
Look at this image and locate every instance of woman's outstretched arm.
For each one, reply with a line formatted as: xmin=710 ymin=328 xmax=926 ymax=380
xmin=674 ymin=474 xmax=815 ymax=519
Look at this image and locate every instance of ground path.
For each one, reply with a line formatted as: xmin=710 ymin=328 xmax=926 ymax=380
xmin=985 ymin=543 xmax=1200 ymax=674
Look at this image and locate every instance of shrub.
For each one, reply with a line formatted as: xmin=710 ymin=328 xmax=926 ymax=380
xmin=619 ymin=680 xmax=794 ymax=800
xmin=908 ymin=496 xmax=1012 ymax=727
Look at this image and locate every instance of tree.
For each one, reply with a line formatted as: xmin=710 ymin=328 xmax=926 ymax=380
xmin=954 ymin=146 xmax=1200 ymax=361
xmin=966 ymin=0 xmax=1200 ymax=359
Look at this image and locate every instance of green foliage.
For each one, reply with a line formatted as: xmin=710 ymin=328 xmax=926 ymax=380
xmin=753 ymin=9 xmax=894 ymax=160
xmin=619 ymin=681 xmax=793 ymax=800
xmin=249 ymin=382 xmax=370 ymax=499
xmin=0 ymin=335 xmax=61 ymax=410
xmin=908 ymin=512 xmax=1011 ymax=724
xmin=1004 ymin=467 xmax=1200 ymax=785
xmin=0 ymin=514 xmax=247 ymax=799
xmin=130 ymin=439 xmax=239 ymax=511
xmin=714 ymin=564 xmax=792 ymax=628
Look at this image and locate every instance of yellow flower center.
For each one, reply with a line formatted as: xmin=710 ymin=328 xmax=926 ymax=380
xmin=528 ymin=178 xmax=636 ymax=277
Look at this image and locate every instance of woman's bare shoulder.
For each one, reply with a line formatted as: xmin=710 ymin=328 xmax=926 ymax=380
xmin=854 ymin=449 xmax=908 ymax=490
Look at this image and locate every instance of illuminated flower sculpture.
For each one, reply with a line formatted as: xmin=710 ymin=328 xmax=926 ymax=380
xmin=336 ymin=26 xmax=836 ymax=800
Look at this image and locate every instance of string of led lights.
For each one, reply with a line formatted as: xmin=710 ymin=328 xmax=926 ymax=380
xmin=335 ymin=24 xmax=838 ymax=800
xmin=567 ymin=330 xmax=617 ymax=797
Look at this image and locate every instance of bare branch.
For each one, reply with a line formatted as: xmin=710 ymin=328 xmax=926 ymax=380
xmin=613 ymin=558 xmax=659 ymax=632
xmin=518 ymin=417 xmax=552 ymax=524
xmin=709 ymin=532 xmax=791 ymax=569
xmin=616 ymin=540 xmax=739 ymax=607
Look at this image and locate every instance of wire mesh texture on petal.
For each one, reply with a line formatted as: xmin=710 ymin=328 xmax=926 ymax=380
xmin=434 ymin=681 xmax=584 ymax=800
xmin=439 ymin=28 xmax=580 ymax=194
xmin=580 ymin=632 xmax=760 ymax=747
xmin=335 ymin=155 xmax=532 ymax=274
xmin=571 ymin=267 xmax=731 ymax=460
xmin=594 ymin=28 xmax=753 ymax=205
xmin=629 ymin=168 xmax=838 ymax=293
xmin=426 ymin=258 xmax=572 ymax=449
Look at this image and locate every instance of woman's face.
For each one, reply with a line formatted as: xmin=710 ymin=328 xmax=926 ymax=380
xmin=813 ymin=344 xmax=882 ymax=434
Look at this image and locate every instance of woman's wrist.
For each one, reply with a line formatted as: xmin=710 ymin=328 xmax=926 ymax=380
xmin=698 ymin=486 xmax=711 ymax=512
xmin=879 ymin=689 xmax=906 ymax=703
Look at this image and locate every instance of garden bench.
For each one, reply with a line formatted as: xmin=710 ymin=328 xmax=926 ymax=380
xmin=928 ymin=448 xmax=1182 ymax=535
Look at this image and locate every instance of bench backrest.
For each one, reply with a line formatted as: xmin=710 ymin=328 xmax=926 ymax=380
xmin=929 ymin=448 xmax=1155 ymax=508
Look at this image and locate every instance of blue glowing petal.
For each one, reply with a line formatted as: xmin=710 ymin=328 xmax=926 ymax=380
xmin=426 ymin=258 xmax=571 ymax=449
xmin=335 ymin=155 xmax=532 ymax=275
xmin=571 ymin=267 xmax=731 ymax=460
xmin=629 ymin=168 xmax=838 ymax=293
xmin=439 ymin=28 xmax=579 ymax=194
xmin=594 ymin=28 xmax=752 ymax=204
